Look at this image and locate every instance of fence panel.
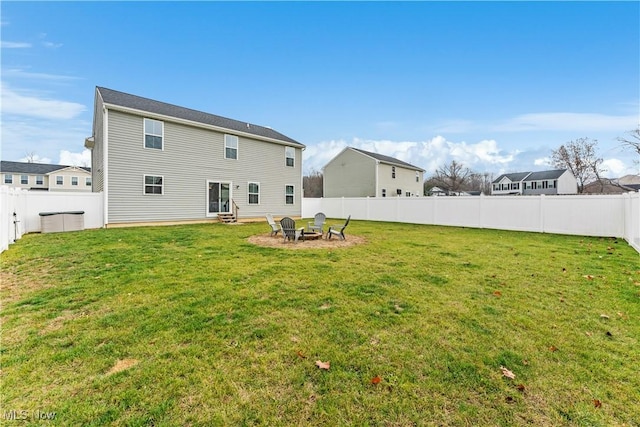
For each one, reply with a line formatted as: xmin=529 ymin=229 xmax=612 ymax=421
xmin=304 ymin=193 xmax=639 ymax=253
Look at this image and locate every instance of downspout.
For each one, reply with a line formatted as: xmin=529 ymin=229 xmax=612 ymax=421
xmin=375 ymin=160 xmax=379 ymax=197
xmin=103 ymin=107 xmax=109 ymax=227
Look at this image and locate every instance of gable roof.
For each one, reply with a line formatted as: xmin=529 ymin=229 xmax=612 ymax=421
xmin=524 ymin=169 xmax=567 ymax=181
xmin=492 ymin=172 xmax=531 ymax=184
xmin=96 ymin=87 xmax=304 ymax=147
xmin=350 ymin=147 xmax=425 ymax=172
xmin=492 ymin=169 xmax=569 ymax=184
xmin=1 ymin=160 xmax=91 ymax=175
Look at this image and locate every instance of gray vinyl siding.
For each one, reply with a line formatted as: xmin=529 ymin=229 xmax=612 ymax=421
xmin=106 ymin=110 xmax=301 ymax=223
xmin=377 ymin=164 xmax=423 ymax=197
xmin=323 ymin=149 xmax=376 ymax=197
xmin=92 ymin=95 xmax=105 ymax=193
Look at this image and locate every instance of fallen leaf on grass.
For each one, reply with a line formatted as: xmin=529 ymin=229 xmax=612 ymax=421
xmin=371 ymin=376 xmax=381 ymax=385
xmin=593 ymin=399 xmax=602 ymax=408
xmin=600 ymin=314 xmax=610 ymax=319
xmin=315 ymin=360 xmax=330 ymax=370
xmin=493 ymin=291 xmax=502 ymax=297
xmin=516 ymin=384 xmax=526 ymax=392
xmin=500 ymin=366 xmax=515 ymax=379
xmin=583 ymin=275 xmax=595 ymax=280
xmin=505 ymin=396 xmax=515 ymax=403
xmin=549 ymin=346 xmax=558 ymax=352
xmin=297 ymin=351 xmax=306 ymax=359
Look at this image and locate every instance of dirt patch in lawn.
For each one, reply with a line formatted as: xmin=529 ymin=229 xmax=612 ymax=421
xmin=106 ymin=359 xmax=139 ymax=376
xmin=248 ymin=233 xmax=366 ymax=249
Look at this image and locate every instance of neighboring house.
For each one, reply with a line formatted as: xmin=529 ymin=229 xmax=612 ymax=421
xmin=491 ymin=169 xmax=577 ymax=195
xmin=323 ymin=147 xmax=425 ymax=197
xmin=1 ymin=160 xmax=92 ymax=192
xmin=583 ymin=176 xmax=640 ymax=194
xmin=86 ymin=87 xmax=304 ymax=226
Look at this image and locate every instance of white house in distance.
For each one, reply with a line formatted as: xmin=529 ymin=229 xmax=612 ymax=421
xmin=323 ymin=147 xmax=425 ymax=197
xmin=85 ymin=87 xmax=305 ymax=226
xmin=491 ymin=169 xmax=578 ymax=195
xmin=1 ymin=160 xmax=92 ymax=192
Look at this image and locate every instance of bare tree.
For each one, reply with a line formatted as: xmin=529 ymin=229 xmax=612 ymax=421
xmin=303 ymin=170 xmax=323 ymax=198
xmin=468 ymin=172 xmax=494 ymax=195
xmin=617 ymin=126 xmax=640 ymax=165
xmin=551 ymin=138 xmax=604 ymax=193
xmin=24 ymin=151 xmax=37 ymax=163
xmin=430 ymin=160 xmax=472 ymax=193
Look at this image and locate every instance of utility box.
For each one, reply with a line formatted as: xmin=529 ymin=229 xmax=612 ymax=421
xmin=39 ymin=211 xmax=85 ymax=233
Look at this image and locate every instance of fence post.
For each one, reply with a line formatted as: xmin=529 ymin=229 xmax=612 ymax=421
xmin=539 ymin=194 xmax=545 ymax=233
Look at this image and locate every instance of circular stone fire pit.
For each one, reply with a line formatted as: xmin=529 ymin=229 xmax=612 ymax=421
xmin=247 ymin=233 xmax=366 ymax=249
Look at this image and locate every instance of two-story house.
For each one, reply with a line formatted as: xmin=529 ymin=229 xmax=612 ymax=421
xmin=491 ymin=169 xmax=577 ymax=195
xmin=323 ymin=147 xmax=425 ymax=197
xmin=86 ymin=87 xmax=305 ymax=226
xmin=1 ymin=161 xmax=92 ymax=192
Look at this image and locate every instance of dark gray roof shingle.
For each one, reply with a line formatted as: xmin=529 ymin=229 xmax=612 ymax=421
xmin=97 ymin=87 xmax=303 ymax=147
xmin=351 ymin=147 xmax=425 ymax=171
xmin=1 ymin=161 xmax=90 ymax=174
xmin=492 ymin=169 xmax=568 ymax=184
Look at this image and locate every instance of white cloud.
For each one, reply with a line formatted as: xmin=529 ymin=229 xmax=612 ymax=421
xmin=1 ymin=41 xmax=31 ymax=49
xmin=59 ymin=149 xmax=91 ymax=167
xmin=43 ymin=41 xmax=63 ymax=49
xmin=534 ymin=157 xmax=552 ymax=166
xmin=18 ymin=154 xmax=52 ymax=164
xmin=601 ymin=158 xmax=630 ymax=178
xmin=303 ymin=136 xmax=520 ymax=175
xmin=494 ymin=112 xmax=638 ymax=132
xmin=2 ymin=68 xmax=81 ymax=81
xmin=1 ymin=83 xmax=86 ymax=119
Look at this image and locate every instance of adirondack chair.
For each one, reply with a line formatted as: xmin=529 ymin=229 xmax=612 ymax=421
xmin=307 ymin=212 xmax=326 ymax=233
xmin=280 ymin=217 xmax=304 ymax=242
xmin=266 ymin=213 xmax=281 ymax=236
xmin=327 ymin=215 xmax=351 ymax=240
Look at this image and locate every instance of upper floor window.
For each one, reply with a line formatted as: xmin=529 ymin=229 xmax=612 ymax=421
xmin=86 ymin=177 xmax=92 ymax=187
xmin=416 ymin=171 xmax=419 ymax=182
xmin=56 ymin=176 xmax=63 ymax=185
xmin=144 ymin=118 xmax=164 ymax=150
xmin=36 ymin=175 xmax=44 ymax=185
xmin=71 ymin=177 xmax=78 ymax=186
xmin=392 ymin=166 xmax=396 ymax=179
xmin=4 ymin=174 xmax=12 ymax=184
xmin=225 ymin=135 xmax=238 ymax=159
xmin=248 ymin=182 xmax=260 ymax=205
xmin=21 ymin=175 xmax=28 ymax=185
xmin=285 ymin=185 xmax=294 ymax=205
xmin=144 ymin=175 xmax=163 ymax=195
xmin=285 ymin=147 xmax=295 ymax=167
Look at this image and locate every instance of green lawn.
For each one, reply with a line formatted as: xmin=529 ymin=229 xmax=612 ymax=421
xmin=1 ymin=221 xmax=639 ymax=426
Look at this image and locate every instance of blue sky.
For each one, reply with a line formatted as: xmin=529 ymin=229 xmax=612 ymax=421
xmin=2 ymin=1 xmax=639 ymax=178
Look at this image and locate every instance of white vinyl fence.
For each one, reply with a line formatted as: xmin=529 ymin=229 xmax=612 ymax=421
xmin=1 ymin=186 xmax=104 ymax=253
xmin=303 ymin=192 xmax=640 ymax=253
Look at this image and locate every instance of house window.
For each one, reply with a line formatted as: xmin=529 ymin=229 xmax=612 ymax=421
xmin=392 ymin=166 xmax=396 ymax=179
xmin=4 ymin=175 xmax=12 ymax=184
xmin=396 ymin=189 xmax=402 ymax=195
xmin=382 ymin=189 xmax=386 ymax=197
xmin=36 ymin=175 xmax=44 ymax=185
xmin=416 ymin=172 xmax=420 ymax=182
xmin=20 ymin=175 xmax=28 ymax=185
xmin=285 ymin=185 xmax=294 ymax=205
xmin=144 ymin=175 xmax=163 ymax=195
xmin=225 ymin=134 xmax=238 ymax=159
xmin=406 ymin=191 xmax=411 ymax=197
xmin=56 ymin=176 xmax=63 ymax=185
xmin=72 ymin=177 xmax=78 ymax=186
xmin=248 ymin=182 xmax=260 ymax=205
xmin=86 ymin=177 xmax=92 ymax=186
xmin=542 ymin=181 xmax=549 ymax=189
xmin=285 ymin=146 xmax=295 ymax=167
xmin=553 ymin=180 xmax=557 ymax=188
xmin=144 ymin=118 xmax=163 ymax=149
